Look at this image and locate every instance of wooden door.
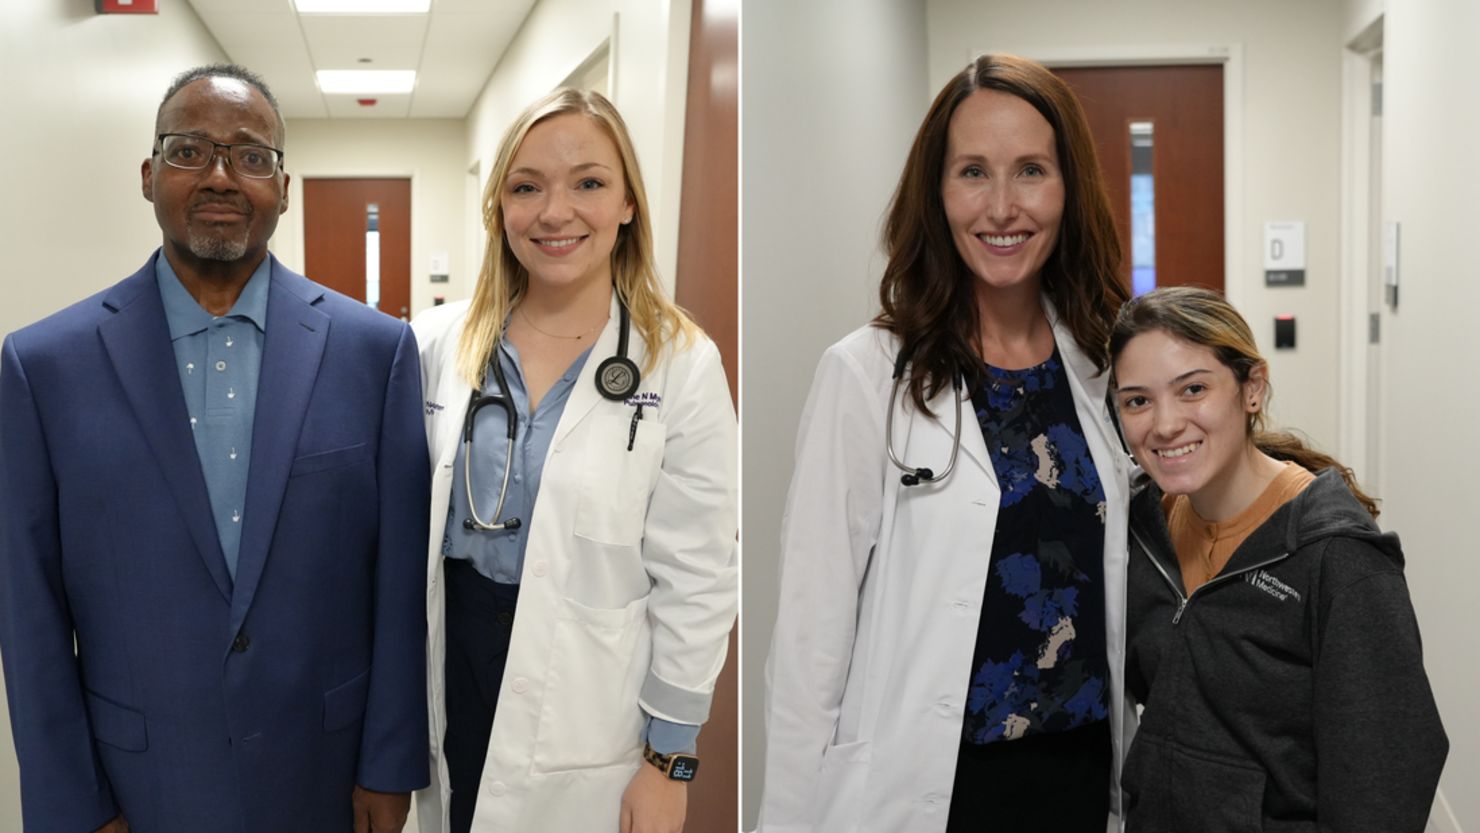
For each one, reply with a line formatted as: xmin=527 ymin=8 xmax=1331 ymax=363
xmin=673 ymin=0 xmax=739 ymax=827
xmin=1053 ymin=65 xmax=1224 ymax=293
xmin=302 ymin=178 xmax=412 ymax=319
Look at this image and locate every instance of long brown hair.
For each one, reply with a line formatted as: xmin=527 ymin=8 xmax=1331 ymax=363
xmin=457 ymin=88 xmax=697 ymax=387
xmin=1109 ymin=286 xmax=1379 ymax=518
xmin=876 ymin=53 xmax=1126 ymax=412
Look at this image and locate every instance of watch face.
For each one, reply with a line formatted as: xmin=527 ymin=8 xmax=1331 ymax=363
xmin=668 ymin=755 xmax=699 ymax=782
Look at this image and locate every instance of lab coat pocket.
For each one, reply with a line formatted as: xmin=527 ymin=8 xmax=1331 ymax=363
xmin=814 ymin=738 xmax=870 ymax=832
xmin=530 ymin=594 xmax=650 ymax=774
xmin=573 ymin=414 xmax=665 ymax=546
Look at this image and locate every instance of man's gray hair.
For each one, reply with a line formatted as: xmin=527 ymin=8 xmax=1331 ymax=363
xmin=156 ymin=63 xmax=286 ymax=146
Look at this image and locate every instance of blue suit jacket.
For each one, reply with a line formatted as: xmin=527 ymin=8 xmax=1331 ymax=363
xmin=0 ymin=252 xmax=431 ymax=833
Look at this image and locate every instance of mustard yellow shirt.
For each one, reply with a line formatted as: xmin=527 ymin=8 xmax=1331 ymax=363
xmin=1164 ymin=462 xmax=1316 ymax=595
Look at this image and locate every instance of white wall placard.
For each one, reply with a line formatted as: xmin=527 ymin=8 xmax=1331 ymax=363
xmin=1264 ymin=220 xmax=1306 ymax=286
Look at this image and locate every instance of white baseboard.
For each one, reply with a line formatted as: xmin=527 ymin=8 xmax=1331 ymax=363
xmin=1431 ymin=787 xmax=1463 ymax=833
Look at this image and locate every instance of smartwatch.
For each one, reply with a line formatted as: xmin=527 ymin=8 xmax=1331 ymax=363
xmin=642 ymin=742 xmax=700 ymax=782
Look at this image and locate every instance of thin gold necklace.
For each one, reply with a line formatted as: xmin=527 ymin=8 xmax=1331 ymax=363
xmin=518 ymin=305 xmax=608 ymax=340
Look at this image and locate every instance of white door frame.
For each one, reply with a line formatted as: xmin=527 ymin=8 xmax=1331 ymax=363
xmin=980 ymin=44 xmax=1245 ymax=308
xmin=1339 ymin=19 xmax=1382 ymax=492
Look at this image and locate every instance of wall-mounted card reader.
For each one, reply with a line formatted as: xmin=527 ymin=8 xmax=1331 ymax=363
xmin=1274 ymin=315 xmax=1296 ymax=350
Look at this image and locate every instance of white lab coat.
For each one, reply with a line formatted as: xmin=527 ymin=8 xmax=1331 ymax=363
xmin=410 ymin=296 xmax=737 ymax=832
xmin=758 ymin=301 xmax=1136 ymax=833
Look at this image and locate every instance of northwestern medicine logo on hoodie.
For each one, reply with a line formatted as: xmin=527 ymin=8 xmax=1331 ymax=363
xmin=1245 ymin=569 xmax=1302 ymax=603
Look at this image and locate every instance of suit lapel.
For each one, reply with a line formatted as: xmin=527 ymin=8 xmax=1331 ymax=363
xmin=98 ymin=255 xmax=233 ymax=602
xmin=231 ymin=260 xmax=329 ymax=629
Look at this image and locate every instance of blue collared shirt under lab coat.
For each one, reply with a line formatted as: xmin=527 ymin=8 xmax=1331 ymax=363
xmin=156 ymin=254 xmax=269 ymax=580
xmin=444 ymin=339 xmax=698 ymax=754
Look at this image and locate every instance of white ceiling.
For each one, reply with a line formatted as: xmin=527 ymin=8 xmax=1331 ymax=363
xmin=184 ymin=0 xmax=538 ymax=119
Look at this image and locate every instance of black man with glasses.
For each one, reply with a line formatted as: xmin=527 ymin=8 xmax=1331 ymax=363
xmin=0 ymin=64 xmax=430 ymax=833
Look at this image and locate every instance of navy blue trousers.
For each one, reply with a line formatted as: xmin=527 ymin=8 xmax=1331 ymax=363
xmin=443 ymin=558 xmax=520 ymax=833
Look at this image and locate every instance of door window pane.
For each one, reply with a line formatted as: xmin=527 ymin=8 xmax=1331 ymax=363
xmin=1129 ymin=120 xmax=1155 ymax=296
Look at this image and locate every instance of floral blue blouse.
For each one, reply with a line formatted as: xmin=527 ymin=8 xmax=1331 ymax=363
xmin=960 ymin=348 xmax=1110 ymax=746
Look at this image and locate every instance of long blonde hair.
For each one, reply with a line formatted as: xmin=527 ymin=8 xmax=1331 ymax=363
xmin=457 ymin=88 xmax=697 ymax=387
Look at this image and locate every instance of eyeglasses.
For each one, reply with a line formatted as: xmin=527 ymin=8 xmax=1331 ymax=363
xmin=154 ymin=133 xmax=284 ymax=179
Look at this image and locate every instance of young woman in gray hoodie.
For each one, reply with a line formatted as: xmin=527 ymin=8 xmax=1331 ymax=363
xmin=1108 ymin=286 xmax=1447 ymax=833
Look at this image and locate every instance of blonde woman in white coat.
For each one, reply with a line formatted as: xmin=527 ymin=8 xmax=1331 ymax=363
xmin=759 ymin=55 xmax=1135 ymax=833
xmin=411 ymin=89 xmax=737 ymax=833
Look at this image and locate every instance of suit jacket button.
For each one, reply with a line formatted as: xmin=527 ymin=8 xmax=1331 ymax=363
xmin=232 ymin=632 xmax=250 ymax=652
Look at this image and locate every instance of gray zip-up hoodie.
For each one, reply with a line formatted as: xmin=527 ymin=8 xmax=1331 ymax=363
xmin=1122 ymin=468 xmax=1447 ymax=833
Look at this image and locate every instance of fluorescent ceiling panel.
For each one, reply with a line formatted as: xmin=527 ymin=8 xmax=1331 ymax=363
xmin=317 ymin=70 xmax=417 ymax=94
xmin=294 ymin=0 xmax=430 ymax=13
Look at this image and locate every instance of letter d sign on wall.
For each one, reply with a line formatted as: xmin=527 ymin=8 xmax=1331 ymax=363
xmin=1263 ymin=221 xmax=1306 ymax=287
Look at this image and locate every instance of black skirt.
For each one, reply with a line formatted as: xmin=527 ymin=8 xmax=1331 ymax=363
xmin=945 ymin=719 xmax=1112 ymax=833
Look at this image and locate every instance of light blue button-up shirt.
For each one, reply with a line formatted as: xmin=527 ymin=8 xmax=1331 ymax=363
xmin=156 ymin=254 xmax=269 ymax=580
xmin=443 ymin=339 xmax=699 ymax=754
xmin=443 ymin=340 xmax=588 ymax=583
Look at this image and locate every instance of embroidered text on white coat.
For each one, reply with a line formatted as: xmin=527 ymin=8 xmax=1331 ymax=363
xmin=626 ymin=392 xmax=662 ymax=408
xmin=1245 ymin=569 xmax=1302 ymax=603
xmin=425 ymin=400 xmax=445 ymax=415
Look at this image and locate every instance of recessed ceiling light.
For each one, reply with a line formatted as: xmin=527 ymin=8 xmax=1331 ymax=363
xmin=317 ymin=70 xmax=417 ymax=94
xmin=294 ymin=0 xmax=431 ymax=13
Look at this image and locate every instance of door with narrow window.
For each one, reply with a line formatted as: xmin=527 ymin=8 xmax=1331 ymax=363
xmin=303 ymin=178 xmax=412 ymax=320
xmin=1053 ymin=65 xmax=1224 ymax=294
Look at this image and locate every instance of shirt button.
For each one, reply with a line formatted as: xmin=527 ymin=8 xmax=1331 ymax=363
xmin=486 ymin=781 xmax=507 ymax=797
xmin=215 ymin=360 xmax=227 ymax=372
xmin=531 ymin=561 xmax=548 ymax=578
xmin=511 ymin=677 xmax=528 ymax=694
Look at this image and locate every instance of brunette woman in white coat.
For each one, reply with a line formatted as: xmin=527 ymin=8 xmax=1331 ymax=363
xmin=411 ymin=89 xmax=737 ymax=833
xmin=759 ymin=55 xmax=1135 ymax=833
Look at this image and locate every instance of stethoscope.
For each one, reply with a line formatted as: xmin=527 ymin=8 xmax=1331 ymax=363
xmin=460 ymin=300 xmax=642 ymax=531
xmin=885 ymin=344 xmax=1131 ymax=488
xmin=885 ymin=346 xmax=964 ymax=487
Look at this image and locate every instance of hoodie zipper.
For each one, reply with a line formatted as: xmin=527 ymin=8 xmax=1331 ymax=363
xmin=1130 ymin=526 xmax=1291 ymax=625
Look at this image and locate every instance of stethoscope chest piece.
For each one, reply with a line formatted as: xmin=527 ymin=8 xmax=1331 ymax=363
xmin=596 ymin=355 xmax=640 ymax=401
xmin=596 ymin=299 xmax=642 ymax=401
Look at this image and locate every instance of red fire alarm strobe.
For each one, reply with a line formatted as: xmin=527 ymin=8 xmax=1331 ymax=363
xmin=96 ymin=0 xmax=159 ymax=13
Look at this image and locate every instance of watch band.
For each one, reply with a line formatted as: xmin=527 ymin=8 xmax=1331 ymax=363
xmin=642 ymin=742 xmax=700 ymax=782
